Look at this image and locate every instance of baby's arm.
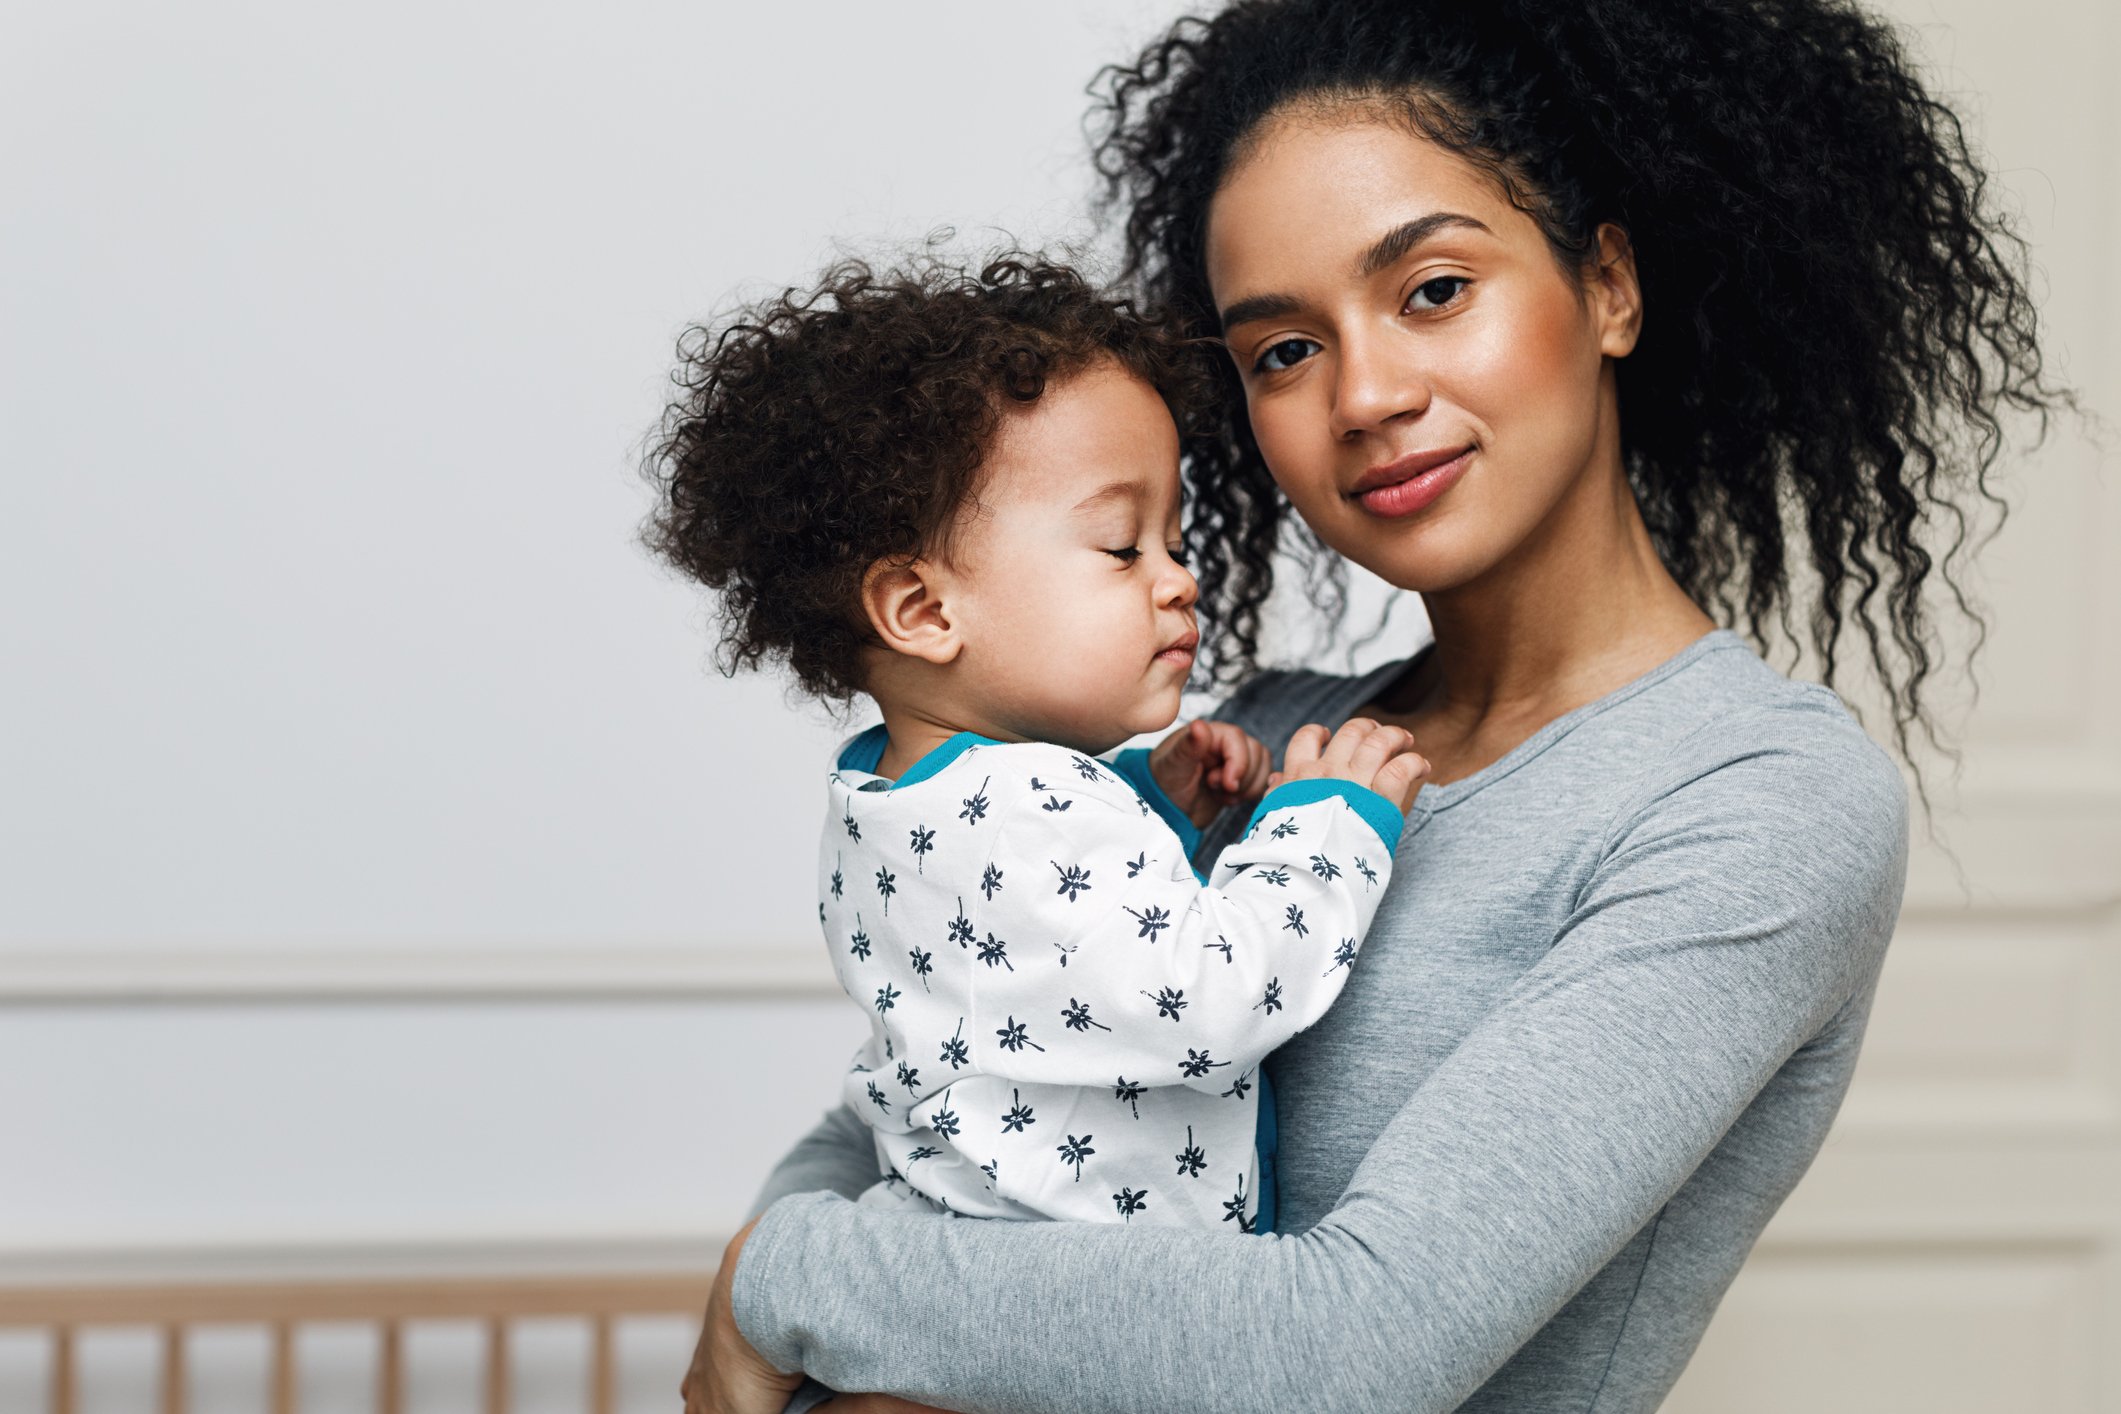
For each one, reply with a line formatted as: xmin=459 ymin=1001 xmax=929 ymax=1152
xmin=1118 ymin=719 xmax=1276 ymax=830
xmin=968 ymin=721 xmax=1425 ymax=1090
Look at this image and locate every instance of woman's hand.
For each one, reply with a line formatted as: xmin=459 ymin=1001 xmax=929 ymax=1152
xmin=1270 ymin=718 xmax=1430 ymax=814
xmin=1148 ymin=718 xmax=1273 ymax=825
xmin=681 ymin=1219 xmax=803 ymax=1414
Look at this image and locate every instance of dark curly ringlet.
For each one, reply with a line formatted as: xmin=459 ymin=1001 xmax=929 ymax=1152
xmin=1091 ymin=0 xmax=2075 ymax=782
xmin=642 ymin=254 xmax=1215 ymax=708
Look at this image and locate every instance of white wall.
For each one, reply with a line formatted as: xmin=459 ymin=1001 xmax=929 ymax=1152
xmin=0 ymin=0 xmax=1208 ymax=956
xmin=0 ymin=0 xmax=1208 ymax=1261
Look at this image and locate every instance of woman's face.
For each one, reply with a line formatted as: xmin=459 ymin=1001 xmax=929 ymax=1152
xmin=1204 ymin=113 xmax=1640 ymax=594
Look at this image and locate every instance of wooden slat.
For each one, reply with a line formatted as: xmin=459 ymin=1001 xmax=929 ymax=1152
xmin=51 ymin=1326 xmax=76 ymax=1414
xmin=484 ymin=1318 xmax=508 ymax=1414
xmin=4 ymin=1275 xmax=717 ymax=1414
xmin=160 ymin=1324 xmax=186 ymax=1414
xmin=270 ymin=1321 xmax=295 ymax=1414
xmin=0 ymin=1273 xmax=711 ymax=1325
xmin=590 ymin=1314 xmax=615 ymax=1414
xmin=377 ymin=1319 xmax=403 ymax=1414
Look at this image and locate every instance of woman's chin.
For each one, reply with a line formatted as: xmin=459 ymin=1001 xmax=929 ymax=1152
xmin=1324 ymin=521 xmax=1503 ymax=598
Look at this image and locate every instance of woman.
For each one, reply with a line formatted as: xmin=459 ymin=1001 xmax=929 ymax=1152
xmin=687 ymin=1 xmax=2065 ymax=1409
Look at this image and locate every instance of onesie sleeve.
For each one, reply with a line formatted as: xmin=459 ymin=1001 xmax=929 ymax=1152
xmin=1105 ymin=746 xmax=1203 ymax=858
xmin=731 ymin=706 xmax=1910 ymax=1414
xmin=959 ymin=747 xmax=1403 ymax=1092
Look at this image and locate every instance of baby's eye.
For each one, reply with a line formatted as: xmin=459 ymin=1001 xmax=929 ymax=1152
xmin=1167 ymin=545 xmax=1189 ymax=568
xmin=1405 ymin=276 xmax=1470 ymax=312
xmin=1251 ymin=337 xmax=1319 ymax=374
xmin=1104 ymin=546 xmax=1143 ymax=564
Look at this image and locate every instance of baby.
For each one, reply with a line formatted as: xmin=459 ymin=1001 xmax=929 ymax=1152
xmin=645 ymin=255 xmax=1426 ymax=1232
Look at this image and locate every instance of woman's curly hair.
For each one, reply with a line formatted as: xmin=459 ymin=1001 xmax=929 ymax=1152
xmin=642 ymin=254 xmax=1213 ymax=707
xmin=1090 ymin=0 xmax=2074 ymax=772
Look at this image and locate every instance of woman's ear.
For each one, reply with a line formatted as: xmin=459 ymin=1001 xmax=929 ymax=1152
xmin=1590 ymin=223 xmax=1643 ymax=358
xmin=861 ymin=557 xmax=963 ymax=666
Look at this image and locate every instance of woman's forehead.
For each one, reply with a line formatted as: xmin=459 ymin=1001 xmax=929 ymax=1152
xmin=1205 ymin=116 xmax=1524 ymax=297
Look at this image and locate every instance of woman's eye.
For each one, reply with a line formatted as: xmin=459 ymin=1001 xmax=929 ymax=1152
xmin=1405 ymin=276 xmax=1470 ymax=312
xmin=1104 ymin=546 xmax=1143 ymax=564
xmin=1251 ymin=337 xmax=1318 ymax=374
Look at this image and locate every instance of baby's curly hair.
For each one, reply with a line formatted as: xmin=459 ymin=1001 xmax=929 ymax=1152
xmin=643 ymin=254 xmax=1212 ymax=707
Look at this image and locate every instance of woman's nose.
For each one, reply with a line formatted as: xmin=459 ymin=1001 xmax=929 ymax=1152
xmin=1329 ymin=326 xmax=1430 ymax=439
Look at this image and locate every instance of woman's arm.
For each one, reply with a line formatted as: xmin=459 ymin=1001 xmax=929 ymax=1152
xmin=723 ymin=1107 xmax=906 ymax=1414
xmin=726 ymin=711 xmax=1910 ymax=1414
xmin=746 ymin=1103 xmax=880 ymax=1219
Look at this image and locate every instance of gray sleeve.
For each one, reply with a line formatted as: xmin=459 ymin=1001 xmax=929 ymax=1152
xmin=744 ymin=1109 xmax=882 ymax=1414
xmin=729 ymin=708 xmax=1909 ymax=1414
xmin=745 ymin=1103 xmax=879 ymax=1219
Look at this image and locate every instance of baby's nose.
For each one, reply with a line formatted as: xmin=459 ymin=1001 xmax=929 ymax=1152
xmin=1163 ymin=564 xmax=1199 ymax=607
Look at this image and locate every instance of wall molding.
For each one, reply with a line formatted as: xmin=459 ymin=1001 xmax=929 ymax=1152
xmin=7 ymin=793 xmax=2111 ymax=1005
xmin=0 ymin=944 xmax=838 ymax=1004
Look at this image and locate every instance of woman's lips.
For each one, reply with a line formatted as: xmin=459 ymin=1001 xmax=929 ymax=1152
xmin=1352 ymin=448 xmax=1474 ymax=518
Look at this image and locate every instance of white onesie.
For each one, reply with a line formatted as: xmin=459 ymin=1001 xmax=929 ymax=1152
xmin=818 ymin=726 xmax=1403 ymax=1231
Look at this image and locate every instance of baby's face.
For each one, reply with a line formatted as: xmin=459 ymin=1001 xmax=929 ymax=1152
xmin=944 ymin=363 xmax=1198 ymax=753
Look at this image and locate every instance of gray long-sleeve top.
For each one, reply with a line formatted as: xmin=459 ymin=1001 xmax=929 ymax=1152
xmin=732 ymin=631 xmax=1910 ymax=1414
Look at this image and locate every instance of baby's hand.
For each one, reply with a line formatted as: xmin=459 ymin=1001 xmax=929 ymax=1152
xmin=1148 ymin=719 xmax=1273 ymax=827
xmin=1270 ymin=718 xmax=1430 ymax=814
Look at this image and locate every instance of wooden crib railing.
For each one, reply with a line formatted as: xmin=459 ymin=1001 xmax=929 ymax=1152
xmin=0 ymin=1271 xmax=712 ymax=1414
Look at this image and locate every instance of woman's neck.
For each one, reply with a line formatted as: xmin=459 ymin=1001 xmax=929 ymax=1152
xmin=1371 ymin=459 xmax=1715 ymax=780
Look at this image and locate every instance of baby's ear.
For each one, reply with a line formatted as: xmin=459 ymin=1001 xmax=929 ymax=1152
xmin=860 ymin=556 xmax=961 ymax=665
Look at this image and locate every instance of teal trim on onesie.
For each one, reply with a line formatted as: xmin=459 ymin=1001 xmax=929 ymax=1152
xmin=836 ymin=726 xmax=997 ymax=789
xmin=1252 ymin=1067 xmax=1279 ymax=1235
xmin=836 ymin=724 xmax=889 ymax=774
xmin=838 ymin=729 xmax=1213 ymax=875
xmin=1243 ymin=778 xmax=1406 ymax=854
xmin=894 ymin=732 xmax=995 ymax=789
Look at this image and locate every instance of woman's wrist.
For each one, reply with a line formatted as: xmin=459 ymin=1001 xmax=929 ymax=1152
xmin=683 ymin=1217 xmax=803 ymax=1414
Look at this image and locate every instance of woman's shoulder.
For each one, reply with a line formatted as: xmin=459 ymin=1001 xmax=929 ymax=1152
xmin=1602 ymin=640 xmax=1911 ymax=927
xmin=1642 ymin=635 xmax=1908 ymax=804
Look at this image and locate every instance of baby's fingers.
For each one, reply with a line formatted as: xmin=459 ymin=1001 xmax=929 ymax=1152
xmin=1346 ymin=721 xmax=1415 ymax=777
xmin=1316 ymin=717 xmax=1390 ymax=773
xmin=1238 ymin=734 xmax=1272 ymax=800
xmin=1214 ymin=726 xmax=1269 ymax=794
xmin=1193 ymin=721 xmax=1247 ymax=792
xmin=1372 ymin=750 xmax=1432 ymax=814
xmin=1282 ymin=723 xmax=1331 ymax=773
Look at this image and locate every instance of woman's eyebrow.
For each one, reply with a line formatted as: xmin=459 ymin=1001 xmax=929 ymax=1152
xmin=1356 ymin=212 xmax=1492 ymax=277
xmin=1218 ymin=292 xmax=1303 ymax=334
xmin=1218 ymin=212 xmax=1494 ymax=333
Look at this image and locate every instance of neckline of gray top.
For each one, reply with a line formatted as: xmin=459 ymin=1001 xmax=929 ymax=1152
xmin=1293 ymin=626 xmax=1749 ymax=818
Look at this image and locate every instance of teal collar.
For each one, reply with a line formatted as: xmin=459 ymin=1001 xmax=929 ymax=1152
xmin=838 ymin=725 xmax=999 ymax=790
